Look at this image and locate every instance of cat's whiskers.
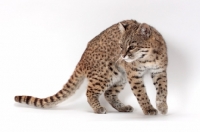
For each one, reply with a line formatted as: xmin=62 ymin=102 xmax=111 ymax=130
xmin=115 ymin=56 xmax=122 ymax=64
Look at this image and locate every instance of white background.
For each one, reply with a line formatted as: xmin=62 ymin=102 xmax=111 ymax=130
xmin=0 ymin=0 xmax=200 ymax=132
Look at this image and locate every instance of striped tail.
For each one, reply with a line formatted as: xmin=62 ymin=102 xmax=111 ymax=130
xmin=14 ymin=68 xmax=84 ymax=108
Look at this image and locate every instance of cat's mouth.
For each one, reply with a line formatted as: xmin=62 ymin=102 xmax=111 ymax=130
xmin=121 ymin=51 xmax=146 ymax=63
xmin=121 ymin=55 xmax=135 ymax=63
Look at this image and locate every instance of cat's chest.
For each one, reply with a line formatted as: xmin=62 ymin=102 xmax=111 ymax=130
xmin=111 ymin=66 xmax=127 ymax=86
xmin=135 ymin=60 xmax=157 ymax=70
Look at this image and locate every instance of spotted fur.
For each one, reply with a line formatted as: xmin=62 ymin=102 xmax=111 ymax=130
xmin=15 ymin=20 xmax=168 ymax=115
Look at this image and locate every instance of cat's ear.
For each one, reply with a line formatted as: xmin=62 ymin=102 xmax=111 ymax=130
xmin=118 ymin=23 xmax=127 ymax=34
xmin=137 ymin=23 xmax=151 ymax=39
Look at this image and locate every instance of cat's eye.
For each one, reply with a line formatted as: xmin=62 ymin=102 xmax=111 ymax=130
xmin=120 ymin=45 xmax=123 ymax=48
xmin=129 ymin=46 xmax=134 ymax=50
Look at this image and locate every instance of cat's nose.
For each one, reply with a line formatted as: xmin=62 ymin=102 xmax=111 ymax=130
xmin=121 ymin=54 xmax=126 ymax=58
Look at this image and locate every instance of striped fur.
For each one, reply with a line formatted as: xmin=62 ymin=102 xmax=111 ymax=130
xmin=15 ymin=68 xmax=84 ymax=108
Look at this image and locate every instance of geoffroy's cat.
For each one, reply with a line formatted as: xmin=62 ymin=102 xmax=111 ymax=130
xmin=15 ymin=20 xmax=168 ymax=115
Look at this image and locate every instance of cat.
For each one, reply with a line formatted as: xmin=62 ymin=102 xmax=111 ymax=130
xmin=15 ymin=20 xmax=168 ymax=115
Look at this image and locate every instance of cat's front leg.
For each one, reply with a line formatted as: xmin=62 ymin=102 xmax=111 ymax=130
xmin=104 ymin=83 xmax=134 ymax=112
xmin=126 ymin=68 xmax=157 ymax=115
xmin=151 ymin=70 xmax=168 ymax=114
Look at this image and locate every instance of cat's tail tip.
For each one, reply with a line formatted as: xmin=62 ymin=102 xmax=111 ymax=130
xmin=14 ymin=96 xmax=21 ymax=102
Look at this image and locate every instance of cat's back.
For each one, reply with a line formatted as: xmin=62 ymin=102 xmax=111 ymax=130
xmin=78 ymin=20 xmax=140 ymax=71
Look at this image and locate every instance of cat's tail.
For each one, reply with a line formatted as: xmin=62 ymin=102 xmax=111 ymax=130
xmin=14 ymin=67 xmax=84 ymax=108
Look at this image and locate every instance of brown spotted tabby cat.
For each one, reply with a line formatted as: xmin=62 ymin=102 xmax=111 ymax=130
xmin=15 ymin=20 xmax=168 ymax=115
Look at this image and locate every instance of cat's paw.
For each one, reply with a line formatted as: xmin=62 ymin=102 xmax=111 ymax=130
xmin=118 ymin=105 xmax=134 ymax=112
xmin=143 ymin=106 xmax=158 ymax=115
xmin=156 ymin=101 xmax=168 ymax=115
xmin=94 ymin=107 xmax=107 ymax=114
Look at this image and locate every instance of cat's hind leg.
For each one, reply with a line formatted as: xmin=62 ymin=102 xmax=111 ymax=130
xmin=86 ymin=78 xmax=108 ymax=114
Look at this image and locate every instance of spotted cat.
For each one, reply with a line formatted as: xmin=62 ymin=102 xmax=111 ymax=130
xmin=15 ymin=20 xmax=168 ymax=115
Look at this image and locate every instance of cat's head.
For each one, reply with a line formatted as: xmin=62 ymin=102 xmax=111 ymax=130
xmin=118 ymin=22 xmax=152 ymax=63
